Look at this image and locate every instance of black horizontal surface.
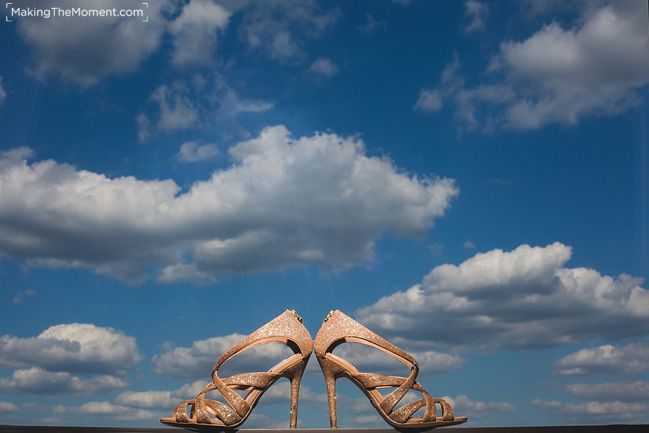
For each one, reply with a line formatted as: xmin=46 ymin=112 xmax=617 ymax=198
xmin=2 ymin=426 xmax=649 ymax=433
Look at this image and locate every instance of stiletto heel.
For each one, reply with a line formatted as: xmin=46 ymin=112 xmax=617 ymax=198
xmin=161 ymin=310 xmax=312 ymax=429
xmin=317 ymin=354 xmax=344 ymax=428
xmin=288 ymin=357 xmax=308 ymax=428
xmin=315 ymin=310 xmax=467 ymax=429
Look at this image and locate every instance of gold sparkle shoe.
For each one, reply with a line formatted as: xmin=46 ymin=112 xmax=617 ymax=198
xmin=315 ymin=310 xmax=467 ymax=429
xmin=161 ymin=310 xmax=312 ymax=429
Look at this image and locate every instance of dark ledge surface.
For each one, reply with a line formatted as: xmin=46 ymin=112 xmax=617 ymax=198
xmin=2 ymin=426 xmax=649 ymax=433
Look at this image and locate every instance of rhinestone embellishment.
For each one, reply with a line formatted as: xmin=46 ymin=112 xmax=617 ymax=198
xmin=290 ymin=309 xmax=303 ymax=323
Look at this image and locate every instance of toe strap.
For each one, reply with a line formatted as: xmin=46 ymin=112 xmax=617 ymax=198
xmin=196 ymin=396 xmax=242 ymax=425
xmin=173 ymin=399 xmax=195 ymax=423
xmin=168 ymin=371 xmax=284 ymax=425
xmin=390 ymin=399 xmax=427 ymax=423
xmin=353 ymin=372 xmax=453 ymax=423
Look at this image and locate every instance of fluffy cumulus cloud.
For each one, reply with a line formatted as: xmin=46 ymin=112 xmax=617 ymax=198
xmin=80 ymin=379 xmax=323 ymax=426
xmin=447 ymin=395 xmax=514 ymax=419
xmin=566 ymin=380 xmax=649 ymax=403
xmin=115 ymin=390 xmax=178 ymax=410
xmin=425 ymin=2 xmax=649 ymax=130
xmin=556 ymin=343 xmax=649 ymax=376
xmin=137 ymin=74 xmax=272 ymax=141
xmin=357 ymin=243 xmax=649 ymax=350
xmin=333 ymin=344 xmax=464 ymax=375
xmin=113 ymin=380 xmax=206 ymax=412
xmin=113 ymin=379 xmax=262 ymax=411
xmin=534 ymin=399 xmax=649 ymax=422
xmin=15 ymin=0 xmax=170 ymax=86
xmin=153 ymin=333 xmax=296 ymax=379
xmin=0 ymin=126 xmax=457 ymax=282
xmin=169 ymin=0 xmax=231 ymax=67
xmin=74 ymin=401 xmax=155 ymax=421
xmin=0 ymin=323 xmax=141 ymax=374
xmin=0 ymin=367 xmax=127 ymax=395
xmin=237 ymin=0 xmax=339 ymax=61
xmin=13 ymin=0 xmax=341 ymax=85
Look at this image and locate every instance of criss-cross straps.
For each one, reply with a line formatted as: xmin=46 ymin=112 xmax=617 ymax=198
xmin=352 ymin=371 xmax=455 ymax=422
xmin=322 ymin=313 xmax=453 ymax=423
xmin=186 ymin=370 xmax=283 ymax=425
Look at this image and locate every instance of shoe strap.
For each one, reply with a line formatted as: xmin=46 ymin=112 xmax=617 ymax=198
xmin=316 ymin=311 xmax=445 ymax=423
xmin=315 ymin=310 xmax=417 ymax=367
xmin=354 ymin=372 xmax=436 ymax=422
xmin=213 ymin=310 xmax=312 ymax=372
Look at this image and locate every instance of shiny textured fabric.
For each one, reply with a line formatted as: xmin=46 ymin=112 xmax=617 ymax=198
xmin=161 ymin=310 xmax=312 ymax=429
xmin=314 ymin=310 xmax=467 ymax=429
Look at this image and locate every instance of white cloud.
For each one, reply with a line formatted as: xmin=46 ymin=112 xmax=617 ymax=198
xmin=169 ymin=0 xmax=231 ymax=67
xmin=149 ymin=83 xmax=200 ymax=132
xmin=556 ymin=343 xmax=649 ymax=376
xmin=308 ymin=57 xmax=339 ymax=77
xmin=427 ymin=2 xmax=649 ymax=130
xmin=115 ymin=390 xmax=177 ymax=410
xmin=566 ymin=380 xmax=649 ymax=403
xmin=0 ymin=367 xmax=127 ymax=395
xmin=113 ymin=379 xmax=208 ymax=410
xmin=77 ymin=401 xmax=156 ymax=421
xmin=463 ymin=1 xmax=488 ymax=32
xmin=137 ymin=74 xmax=272 ymax=141
xmin=0 ymin=77 xmax=6 ymax=107
xmin=0 ymin=125 xmax=457 ymax=282
xmin=0 ymin=402 xmax=18 ymax=412
xmin=414 ymin=89 xmax=443 ymax=113
xmin=333 ymin=344 xmax=465 ymax=375
xmin=0 ymin=147 xmax=33 ymax=164
xmin=173 ymin=379 xmax=207 ymax=398
xmin=16 ymin=0 xmax=170 ymax=86
xmin=447 ymin=395 xmax=514 ymax=418
xmin=177 ymin=141 xmax=219 ymax=162
xmin=153 ymin=333 xmax=295 ymax=379
xmin=0 ymin=323 xmax=141 ymax=374
xmin=239 ymin=0 xmax=339 ymax=61
xmin=357 ymin=243 xmax=649 ymax=350
xmin=534 ymin=399 xmax=649 ymax=422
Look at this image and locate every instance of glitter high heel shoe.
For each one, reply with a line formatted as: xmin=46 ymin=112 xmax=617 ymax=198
xmin=161 ymin=310 xmax=312 ymax=429
xmin=314 ymin=310 xmax=467 ymax=429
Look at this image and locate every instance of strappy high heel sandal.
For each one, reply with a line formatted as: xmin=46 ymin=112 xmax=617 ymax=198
xmin=315 ymin=310 xmax=467 ymax=429
xmin=161 ymin=310 xmax=313 ymax=429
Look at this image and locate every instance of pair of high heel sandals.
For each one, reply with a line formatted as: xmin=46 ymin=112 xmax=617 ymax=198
xmin=161 ymin=310 xmax=467 ymax=430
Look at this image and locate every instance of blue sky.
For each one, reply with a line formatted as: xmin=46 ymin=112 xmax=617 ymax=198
xmin=1 ymin=0 xmax=649 ymax=427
